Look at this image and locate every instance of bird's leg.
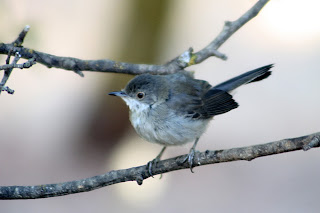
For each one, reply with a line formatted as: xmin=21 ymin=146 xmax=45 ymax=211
xmin=147 ymin=146 xmax=167 ymax=177
xmin=182 ymin=138 xmax=199 ymax=173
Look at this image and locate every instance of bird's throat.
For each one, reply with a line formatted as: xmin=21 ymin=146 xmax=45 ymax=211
xmin=122 ymin=97 xmax=150 ymax=113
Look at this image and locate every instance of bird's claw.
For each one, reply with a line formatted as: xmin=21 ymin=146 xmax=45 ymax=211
xmin=182 ymin=148 xmax=197 ymax=173
xmin=147 ymin=158 xmax=159 ymax=177
xmin=147 ymin=146 xmax=167 ymax=177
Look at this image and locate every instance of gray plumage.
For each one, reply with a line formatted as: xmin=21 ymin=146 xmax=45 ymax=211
xmin=109 ymin=64 xmax=273 ymax=146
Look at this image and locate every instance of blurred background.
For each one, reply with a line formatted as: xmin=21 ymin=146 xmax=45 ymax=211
xmin=0 ymin=0 xmax=320 ymax=212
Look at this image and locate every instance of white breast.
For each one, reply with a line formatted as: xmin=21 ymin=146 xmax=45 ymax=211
xmin=123 ymin=98 xmax=210 ymax=146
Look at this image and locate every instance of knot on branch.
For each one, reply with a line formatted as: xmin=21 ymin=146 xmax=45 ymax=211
xmin=177 ymin=47 xmax=196 ymax=67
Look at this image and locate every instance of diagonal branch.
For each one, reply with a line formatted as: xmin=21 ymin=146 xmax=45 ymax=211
xmin=0 ymin=0 xmax=270 ymax=76
xmin=0 ymin=131 xmax=319 ymax=200
xmin=193 ymin=0 xmax=269 ymax=64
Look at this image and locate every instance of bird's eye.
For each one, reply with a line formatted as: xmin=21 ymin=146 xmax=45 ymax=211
xmin=136 ymin=92 xmax=145 ymax=99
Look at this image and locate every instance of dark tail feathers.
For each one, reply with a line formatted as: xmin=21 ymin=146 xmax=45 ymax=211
xmin=213 ymin=64 xmax=273 ymax=92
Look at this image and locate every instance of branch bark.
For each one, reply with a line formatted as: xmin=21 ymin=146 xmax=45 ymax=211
xmin=0 ymin=58 xmax=36 ymax=71
xmin=0 ymin=0 xmax=269 ymax=77
xmin=0 ymin=25 xmax=35 ymax=94
xmin=0 ymin=52 xmax=21 ymax=95
xmin=0 ymin=132 xmax=318 ymax=200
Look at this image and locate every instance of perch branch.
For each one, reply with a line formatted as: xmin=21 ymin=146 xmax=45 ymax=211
xmin=0 ymin=0 xmax=269 ymax=76
xmin=0 ymin=131 xmax=319 ymax=200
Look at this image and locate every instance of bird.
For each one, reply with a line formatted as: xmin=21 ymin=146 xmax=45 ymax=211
xmin=109 ymin=64 xmax=273 ymax=174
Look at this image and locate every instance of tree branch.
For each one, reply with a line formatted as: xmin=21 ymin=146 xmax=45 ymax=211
xmin=193 ymin=0 xmax=269 ymax=64
xmin=0 ymin=52 xmax=21 ymax=95
xmin=0 ymin=0 xmax=269 ymax=77
xmin=0 ymin=57 xmax=36 ymax=71
xmin=12 ymin=25 xmax=30 ymax=47
xmin=0 ymin=132 xmax=319 ymax=200
xmin=0 ymin=25 xmax=34 ymax=94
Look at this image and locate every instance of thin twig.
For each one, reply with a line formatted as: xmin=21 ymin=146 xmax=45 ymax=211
xmin=193 ymin=0 xmax=269 ymax=64
xmin=1 ymin=86 xmax=14 ymax=94
xmin=0 ymin=132 xmax=318 ymax=200
xmin=0 ymin=0 xmax=270 ymax=76
xmin=0 ymin=58 xmax=36 ymax=71
xmin=12 ymin=25 xmax=30 ymax=47
xmin=0 ymin=52 xmax=21 ymax=95
xmin=0 ymin=25 xmax=31 ymax=94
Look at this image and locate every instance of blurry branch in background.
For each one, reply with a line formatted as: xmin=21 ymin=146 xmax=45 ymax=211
xmin=0 ymin=132 xmax=319 ymax=200
xmin=0 ymin=0 xmax=269 ymax=95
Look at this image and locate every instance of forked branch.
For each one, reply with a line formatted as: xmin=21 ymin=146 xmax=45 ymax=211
xmin=0 ymin=0 xmax=270 ymax=79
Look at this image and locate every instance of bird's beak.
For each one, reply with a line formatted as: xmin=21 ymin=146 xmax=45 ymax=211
xmin=108 ymin=91 xmax=127 ymax=97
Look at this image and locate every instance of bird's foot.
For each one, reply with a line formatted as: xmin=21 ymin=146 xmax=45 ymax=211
xmin=147 ymin=157 xmax=160 ymax=177
xmin=181 ymin=147 xmax=198 ymax=173
xmin=146 ymin=146 xmax=167 ymax=177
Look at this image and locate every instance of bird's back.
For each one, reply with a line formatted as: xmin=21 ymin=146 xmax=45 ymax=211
xmin=164 ymin=72 xmax=238 ymax=120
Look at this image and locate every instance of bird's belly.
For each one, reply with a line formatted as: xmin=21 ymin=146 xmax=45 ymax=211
xmin=129 ymin=111 xmax=210 ymax=146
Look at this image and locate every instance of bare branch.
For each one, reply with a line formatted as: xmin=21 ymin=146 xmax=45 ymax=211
xmin=193 ymin=0 xmax=269 ymax=64
xmin=0 ymin=52 xmax=21 ymax=95
xmin=0 ymin=132 xmax=318 ymax=200
xmin=0 ymin=58 xmax=36 ymax=71
xmin=12 ymin=25 xmax=30 ymax=47
xmin=1 ymin=86 xmax=14 ymax=94
xmin=0 ymin=25 xmax=32 ymax=94
xmin=0 ymin=0 xmax=269 ymax=76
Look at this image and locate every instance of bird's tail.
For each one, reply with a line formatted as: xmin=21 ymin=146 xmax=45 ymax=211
xmin=213 ymin=64 xmax=273 ymax=92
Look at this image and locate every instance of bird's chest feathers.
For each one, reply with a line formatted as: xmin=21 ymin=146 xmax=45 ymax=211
xmin=123 ymin=98 xmax=164 ymax=143
xmin=123 ymin=98 xmax=152 ymax=129
xmin=123 ymin=97 xmax=208 ymax=145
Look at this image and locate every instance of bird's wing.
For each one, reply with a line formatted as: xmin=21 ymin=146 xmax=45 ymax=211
xmin=164 ymin=72 xmax=238 ymax=119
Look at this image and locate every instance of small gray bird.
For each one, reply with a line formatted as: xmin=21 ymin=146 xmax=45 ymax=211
xmin=109 ymin=64 xmax=273 ymax=174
